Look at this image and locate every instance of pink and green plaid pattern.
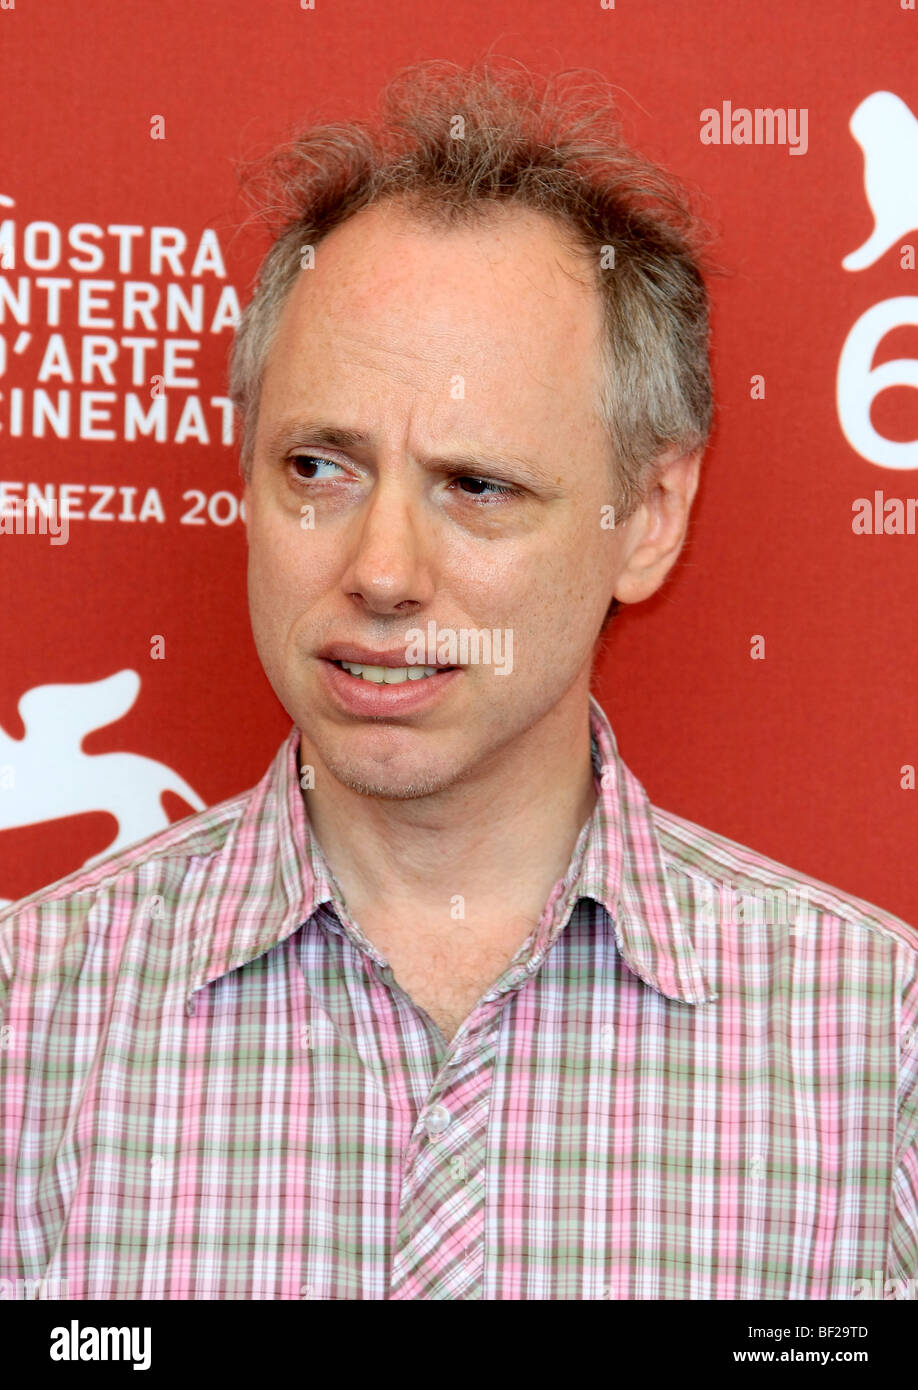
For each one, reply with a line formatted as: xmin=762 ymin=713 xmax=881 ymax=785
xmin=2 ymin=695 xmax=916 ymax=1299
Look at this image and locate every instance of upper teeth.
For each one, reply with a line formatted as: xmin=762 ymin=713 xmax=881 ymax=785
xmin=340 ymin=661 xmax=440 ymax=684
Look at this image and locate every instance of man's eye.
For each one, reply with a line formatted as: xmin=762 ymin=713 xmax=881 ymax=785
xmin=288 ymin=454 xmax=344 ymax=481
xmin=286 ymin=457 xmax=519 ymax=501
xmin=451 ymin=475 xmax=520 ymax=501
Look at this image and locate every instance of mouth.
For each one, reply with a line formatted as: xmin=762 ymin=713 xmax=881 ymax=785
xmin=330 ymin=659 xmax=458 ymax=685
xmin=319 ymin=654 xmax=462 ymax=715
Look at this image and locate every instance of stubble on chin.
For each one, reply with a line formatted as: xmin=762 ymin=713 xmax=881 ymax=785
xmin=302 ymin=738 xmax=465 ymax=801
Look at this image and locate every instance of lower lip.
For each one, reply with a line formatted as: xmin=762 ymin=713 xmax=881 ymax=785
xmin=318 ymin=658 xmax=462 ymax=716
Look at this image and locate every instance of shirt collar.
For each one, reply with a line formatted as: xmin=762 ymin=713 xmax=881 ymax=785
xmin=184 ymin=727 xmax=336 ymax=1014
xmin=578 ymin=694 xmax=717 ymax=1005
xmin=185 ymin=695 xmax=716 ymax=1013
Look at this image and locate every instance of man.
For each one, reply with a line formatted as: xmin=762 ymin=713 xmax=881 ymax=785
xmin=1 ymin=60 xmax=916 ymax=1301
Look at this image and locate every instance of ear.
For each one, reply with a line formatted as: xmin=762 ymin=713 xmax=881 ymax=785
xmin=612 ymin=447 xmax=702 ymax=604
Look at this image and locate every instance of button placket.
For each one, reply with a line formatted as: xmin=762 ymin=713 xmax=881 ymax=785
xmin=391 ymin=1105 xmax=486 ymax=1298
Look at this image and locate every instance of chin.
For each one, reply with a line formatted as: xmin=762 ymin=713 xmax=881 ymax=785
xmin=325 ymin=761 xmax=457 ymax=800
xmin=305 ymin=722 xmax=452 ymax=796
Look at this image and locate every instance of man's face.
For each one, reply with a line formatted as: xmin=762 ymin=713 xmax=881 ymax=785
xmin=244 ymin=200 xmax=635 ymax=798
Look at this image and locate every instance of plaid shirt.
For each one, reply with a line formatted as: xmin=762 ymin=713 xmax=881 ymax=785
xmin=1 ymin=695 xmax=916 ymax=1300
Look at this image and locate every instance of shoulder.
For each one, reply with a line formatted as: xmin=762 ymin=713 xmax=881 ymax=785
xmin=651 ymin=802 xmax=918 ymax=962
xmin=0 ymin=788 xmax=249 ymax=981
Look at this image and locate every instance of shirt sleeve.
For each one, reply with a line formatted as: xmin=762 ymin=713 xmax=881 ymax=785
xmin=886 ymin=954 xmax=918 ymax=1285
xmin=0 ymin=920 xmax=11 ymax=1019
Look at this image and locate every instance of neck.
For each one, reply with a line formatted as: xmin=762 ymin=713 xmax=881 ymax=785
xmin=299 ymin=688 xmax=599 ymax=929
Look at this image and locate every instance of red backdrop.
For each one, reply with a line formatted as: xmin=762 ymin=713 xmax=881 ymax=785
xmin=1 ymin=0 xmax=916 ymax=929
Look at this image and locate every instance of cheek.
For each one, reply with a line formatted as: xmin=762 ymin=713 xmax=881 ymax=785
xmin=246 ymin=516 xmax=286 ymax=619
xmin=247 ymin=506 xmax=328 ymax=609
xmin=516 ymin=529 xmax=614 ymax=643
xmin=523 ymin=535 xmax=596 ymax=605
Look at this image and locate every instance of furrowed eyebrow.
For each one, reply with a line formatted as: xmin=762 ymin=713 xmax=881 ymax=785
xmin=266 ymin=421 xmax=372 ymax=455
xmin=265 ymin=419 xmax=556 ymax=491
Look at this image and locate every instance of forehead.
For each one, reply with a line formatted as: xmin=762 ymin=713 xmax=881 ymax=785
xmin=261 ymin=200 xmax=607 ymax=430
xmin=292 ymin=198 xmax=599 ymax=305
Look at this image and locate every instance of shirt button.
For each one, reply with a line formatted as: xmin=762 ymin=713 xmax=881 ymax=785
xmin=422 ymin=1103 xmax=452 ymax=1138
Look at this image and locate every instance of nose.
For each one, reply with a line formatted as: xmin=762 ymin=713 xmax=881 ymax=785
xmin=339 ymin=471 xmax=436 ymax=618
